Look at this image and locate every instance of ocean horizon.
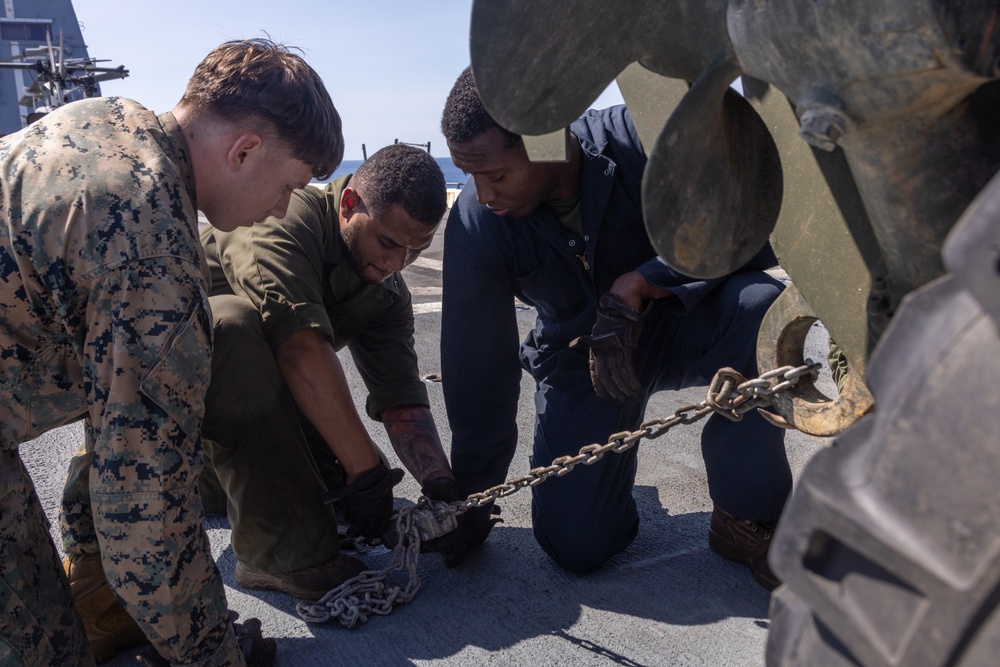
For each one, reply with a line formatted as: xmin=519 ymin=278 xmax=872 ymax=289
xmin=321 ymin=157 xmax=467 ymax=188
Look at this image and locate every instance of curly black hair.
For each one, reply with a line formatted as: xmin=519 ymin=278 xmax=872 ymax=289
xmin=440 ymin=66 xmax=521 ymax=148
xmin=351 ymin=144 xmax=446 ymax=226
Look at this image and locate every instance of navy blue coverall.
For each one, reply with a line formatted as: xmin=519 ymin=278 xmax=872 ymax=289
xmin=441 ymin=105 xmax=792 ymax=573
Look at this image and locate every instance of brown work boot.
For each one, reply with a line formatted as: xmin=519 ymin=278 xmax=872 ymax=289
xmin=235 ymin=554 xmax=367 ymax=601
xmin=708 ymin=505 xmax=781 ymax=591
xmin=64 ymin=553 xmax=149 ymax=662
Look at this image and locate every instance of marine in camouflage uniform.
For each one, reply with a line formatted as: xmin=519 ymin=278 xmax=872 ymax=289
xmin=0 ymin=97 xmax=242 ymax=666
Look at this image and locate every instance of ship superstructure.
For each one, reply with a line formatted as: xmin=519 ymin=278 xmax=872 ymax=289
xmin=0 ymin=0 xmax=126 ymax=136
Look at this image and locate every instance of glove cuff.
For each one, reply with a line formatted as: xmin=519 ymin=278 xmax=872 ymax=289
xmin=598 ymin=292 xmax=640 ymax=323
xmin=421 ymin=475 xmax=461 ymax=503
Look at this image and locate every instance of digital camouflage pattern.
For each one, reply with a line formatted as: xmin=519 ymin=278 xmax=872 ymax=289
xmin=0 ymin=97 xmax=244 ymax=666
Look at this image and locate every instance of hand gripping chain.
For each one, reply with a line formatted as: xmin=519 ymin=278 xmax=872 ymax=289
xmin=296 ymin=363 xmax=821 ymax=627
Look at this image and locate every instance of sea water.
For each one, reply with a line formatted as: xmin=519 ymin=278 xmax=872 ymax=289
xmin=323 ymin=157 xmax=467 ymax=188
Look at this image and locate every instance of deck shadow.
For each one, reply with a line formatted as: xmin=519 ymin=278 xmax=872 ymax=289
xmin=195 ymin=485 xmax=772 ymax=665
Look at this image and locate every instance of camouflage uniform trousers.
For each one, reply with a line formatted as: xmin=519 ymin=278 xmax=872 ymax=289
xmin=0 ymin=257 xmax=243 ymax=666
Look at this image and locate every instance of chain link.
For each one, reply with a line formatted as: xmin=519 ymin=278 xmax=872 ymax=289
xmin=296 ymin=362 xmax=820 ymax=626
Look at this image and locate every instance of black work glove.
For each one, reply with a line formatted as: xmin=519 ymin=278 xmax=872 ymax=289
xmin=422 ymin=502 xmax=503 ymax=567
xmin=377 ymin=477 xmax=461 ymax=550
xmin=574 ymin=292 xmax=644 ymax=402
xmin=136 ymin=617 xmax=276 ymax=667
xmin=421 ymin=475 xmax=461 ymax=502
xmin=324 ymin=462 xmax=404 ymax=539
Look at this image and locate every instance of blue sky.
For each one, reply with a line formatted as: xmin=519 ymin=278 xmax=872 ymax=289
xmin=71 ymin=0 xmax=623 ymax=161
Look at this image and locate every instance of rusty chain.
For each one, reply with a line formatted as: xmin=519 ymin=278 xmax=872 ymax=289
xmin=296 ymin=362 xmax=821 ymax=627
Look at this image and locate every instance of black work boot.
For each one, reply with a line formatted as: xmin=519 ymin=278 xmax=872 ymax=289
xmin=708 ymin=505 xmax=781 ymax=591
xmin=235 ymin=553 xmax=367 ymax=601
xmin=65 ymin=553 xmax=149 ymax=662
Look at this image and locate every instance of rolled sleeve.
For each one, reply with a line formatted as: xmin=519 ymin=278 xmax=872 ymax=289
xmin=260 ymin=294 xmax=333 ymax=348
xmin=637 ymin=257 xmax=723 ymax=314
xmin=213 ymin=189 xmax=335 ymax=348
xmin=365 ymin=379 xmax=430 ymax=421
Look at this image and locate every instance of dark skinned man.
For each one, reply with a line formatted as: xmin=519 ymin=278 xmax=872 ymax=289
xmin=198 ymin=144 xmax=459 ymax=600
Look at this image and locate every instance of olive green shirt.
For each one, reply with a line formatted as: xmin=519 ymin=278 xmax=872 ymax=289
xmin=201 ymin=176 xmax=429 ymax=419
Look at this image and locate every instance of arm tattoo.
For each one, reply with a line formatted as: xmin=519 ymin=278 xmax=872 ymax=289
xmin=382 ymin=405 xmax=454 ymax=484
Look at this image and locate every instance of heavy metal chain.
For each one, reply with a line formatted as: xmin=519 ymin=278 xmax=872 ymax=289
xmin=296 ymin=362 xmax=821 ymax=627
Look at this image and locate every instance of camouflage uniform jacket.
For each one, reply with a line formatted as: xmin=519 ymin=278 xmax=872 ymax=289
xmin=0 ymin=97 xmax=243 ymax=666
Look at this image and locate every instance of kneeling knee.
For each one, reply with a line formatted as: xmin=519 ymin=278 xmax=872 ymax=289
xmin=533 ymin=518 xmax=637 ymax=574
xmin=740 ymin=274 xmax=784 ymax=315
